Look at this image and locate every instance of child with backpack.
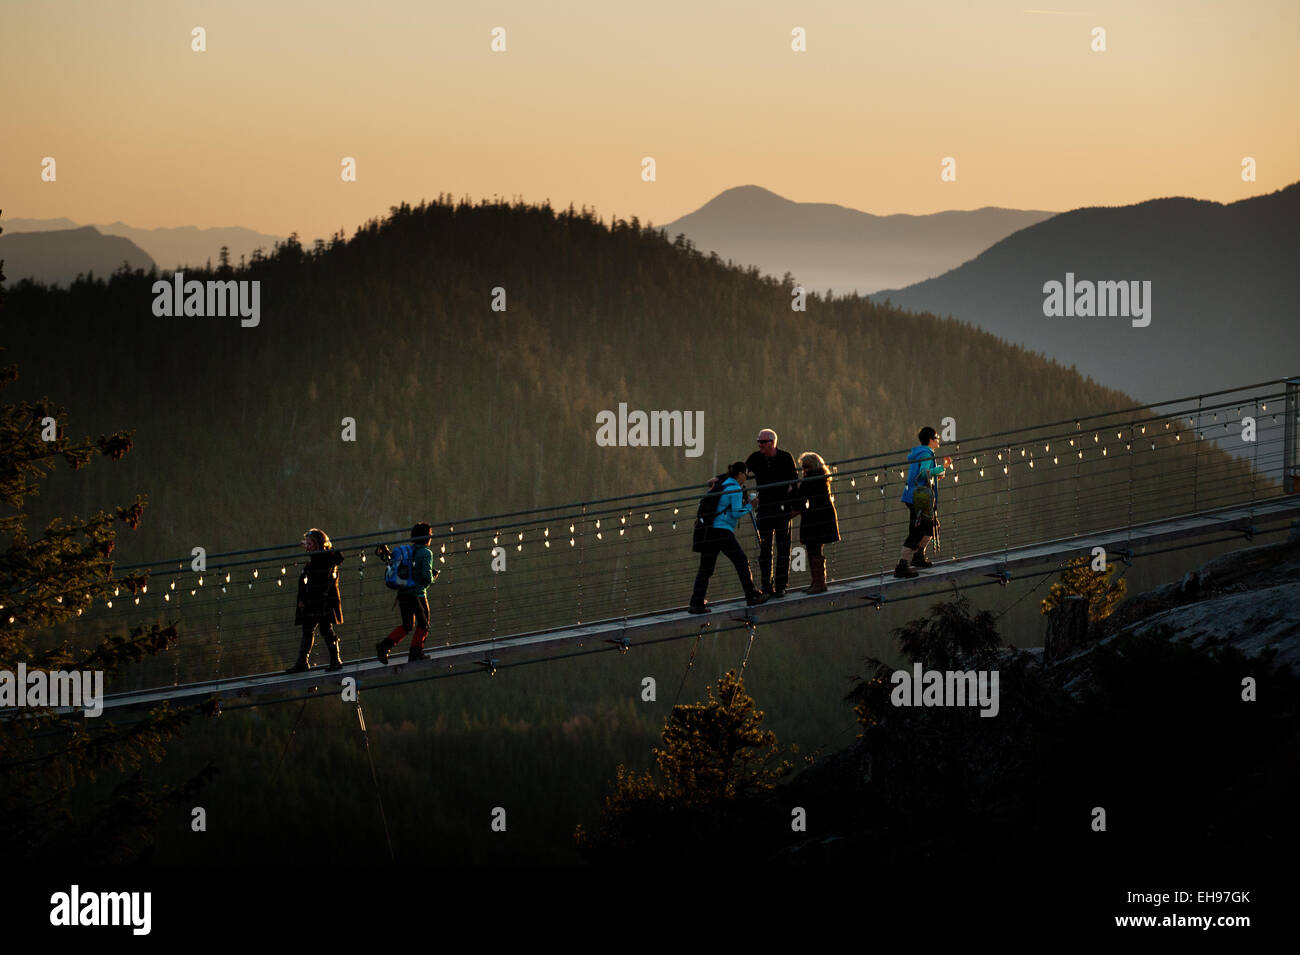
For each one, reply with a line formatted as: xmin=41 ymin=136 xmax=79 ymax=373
xmin=894 ymin=427 xmax=951 ymax=578
xmin=688 ymin=462 xmax=769 ymax=614
xmin=375 ymin=522 xmax=440 ymax=664
xmin=287 ymin=528 xmax=345 ymax=673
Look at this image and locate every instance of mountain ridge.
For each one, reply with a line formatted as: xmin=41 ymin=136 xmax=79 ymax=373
xmin=0 ymin=225 xmax=156 ymax=286
xmin=661 ymin=185 xmax=1057 ymax=294
xmin=868 ymin=182 xmax=1300 ymax=401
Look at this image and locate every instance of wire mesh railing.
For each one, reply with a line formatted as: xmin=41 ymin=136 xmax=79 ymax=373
xmin=23 ymin=378 xmax=1299 ymax=692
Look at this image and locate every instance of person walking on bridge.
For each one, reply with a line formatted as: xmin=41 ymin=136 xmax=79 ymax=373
xmin=689 ymin=462 xmax=770 ymax=613
xmin=376 ymin=522 xmax=440 ymax=664
xmin=287 ymin=528 xmax=345 ymax=673
xmin=745 ymin=428 xmax=800 ymax=597
xmin=795 ymin=451 xmax=840 ymax=593
xmin=894 ymin=427 xmax=949 ymax=579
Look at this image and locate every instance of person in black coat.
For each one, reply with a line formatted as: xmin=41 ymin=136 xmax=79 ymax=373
xmin=795 ymin=452 xmax=840 ymax=593
xmin=744 ymin=428 xmax=800 ymax=597
xmin=287 ymin=527 xmax=345 ymax=673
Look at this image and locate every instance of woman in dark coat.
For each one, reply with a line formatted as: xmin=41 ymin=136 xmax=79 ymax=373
xmin=287 ymin=527 xmax=345 ymax=672
xmin=796 ymin=452 xmax=840 ymax=593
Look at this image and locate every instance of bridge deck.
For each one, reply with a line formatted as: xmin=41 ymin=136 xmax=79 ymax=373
xmin=96 ymin=496 xmax=1300 ymax=714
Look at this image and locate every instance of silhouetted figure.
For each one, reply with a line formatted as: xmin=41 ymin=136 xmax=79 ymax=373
xmin=894 ymin=427 xmax=948 ymax=578
xmin=287 ymin=528 xmax=344 ymax=673
xmin=795 ymin=452 xmax=840 ymax=593
xmin=689 ymin=462 xmax=769 ymax=614
xmin=376 ymin=522 xmax=439 ymax=664
xmin=745 ymin=428 xmax=800 ymax=597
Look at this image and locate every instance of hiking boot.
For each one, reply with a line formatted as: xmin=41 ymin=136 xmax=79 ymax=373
xmin=407 ymin=646 xmax=427 ymax=663
xmin=376 ymin=639 xmax=392 ymax=665
xmin=688 ymin=602 xmax=711 ymax=614
xmin=808 ymin=555 xmax=827 ymax=594
xmin=770 ymin=588 xmax=786 ymax=598
xmin=746 ymin=592 xmax=770 ymax=606
xmin=285 ymin=630 xmax=314 ymax=673
xmin=893 ymin=560 xmax=919 ymax=579
xmin=325 ymin=637 xmax=344 ymax=672
xmin=911 ymin=552 xmax=933 ymax=568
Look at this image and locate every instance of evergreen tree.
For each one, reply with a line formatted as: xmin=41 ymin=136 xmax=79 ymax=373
xmin=848 ymin=595 xmax=1004 ymax=729
xmin=1040 ymin=555 xmax=1127 ymax=622
xmin=893 ymin=594 xmax=1002 ymax=669
xmin=0 ymin=217 xmax=209 ymax=860
xmin=576 ymin=670 xmax=792 ymax=852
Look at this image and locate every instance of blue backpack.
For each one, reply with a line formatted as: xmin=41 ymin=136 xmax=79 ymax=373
xmin=384 ymin=543 xmax=418 ymax=590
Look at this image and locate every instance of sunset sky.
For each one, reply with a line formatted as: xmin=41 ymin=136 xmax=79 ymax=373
xmin=4 ymin=0 xmax=1297 ymax=239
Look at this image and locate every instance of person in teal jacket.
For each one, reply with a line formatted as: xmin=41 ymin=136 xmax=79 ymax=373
xmin=688 ymin=462 xmax=770 ymax=613
xmin=376 ymin=522 xmax=439 ymax=663
xmin=894 ymin=427 xmax=948 ymax=578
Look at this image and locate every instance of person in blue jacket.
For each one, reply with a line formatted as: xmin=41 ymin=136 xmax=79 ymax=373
xmin=688 ymin=462 xmax=770 ymax=613
xmin=894 ymin=427 xmax=948 ymax=578
xmin=375 ymin=522 xmax=440 ymax=664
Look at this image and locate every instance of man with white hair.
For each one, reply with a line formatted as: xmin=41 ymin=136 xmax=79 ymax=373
xmin=744 ymin=428 xmax=800 ymax=597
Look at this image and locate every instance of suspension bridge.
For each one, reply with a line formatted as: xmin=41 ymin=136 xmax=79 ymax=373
xmin=31 ymin=377 xmax=1300 ymax=717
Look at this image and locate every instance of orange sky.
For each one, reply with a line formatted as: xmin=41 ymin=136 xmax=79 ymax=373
xmin=4 ymin=0 xmax=1296 ymax=238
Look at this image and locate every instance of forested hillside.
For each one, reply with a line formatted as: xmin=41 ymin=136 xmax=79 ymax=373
xmin=2 ymin=195 xmax=1135 ymax=563
xmin=0 ymin=196 xmax=1262 ymax=865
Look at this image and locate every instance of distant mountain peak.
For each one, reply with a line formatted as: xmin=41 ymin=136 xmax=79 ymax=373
xmin=698 ymin=185 xmax=798 ymax=212
xmin=662 ymin=187 xmax=1058 ymax=295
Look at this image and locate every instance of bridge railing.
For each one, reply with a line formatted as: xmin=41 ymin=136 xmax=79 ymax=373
xmin=40 ymin=378 xmax=1299 ymax=691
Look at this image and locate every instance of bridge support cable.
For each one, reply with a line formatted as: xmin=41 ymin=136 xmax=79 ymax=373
xmin=738 ymin=619 xmax=758 ymax=676
xmin=672 ymin=629 xmax=708 ymax=708
xmin=271 ymin=698 xmax=312 ymax=783
xmin=354 ymin=698 xmax=395 ymax=863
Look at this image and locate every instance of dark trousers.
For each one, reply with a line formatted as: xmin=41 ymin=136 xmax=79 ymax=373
xmin=302 ymin=621 xmax=336 ymax=646
xmin=390 ymin=591 xmax=431 ymax=650
xmin=296 ymin=620 xmax=338 ymax=667
xmin=304 ymin=621 xmax=335 ymax=641
xmin=756 ymin=517 xmax=792 ymax=592
xmin=903 ymin=503 xmax=935 ymax=550
xmin=690 ymin=530 xmax=758 ymax=606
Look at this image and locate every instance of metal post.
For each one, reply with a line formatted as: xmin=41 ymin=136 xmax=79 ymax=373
xmin=1193 ymin=396 xmax=1202 ymax=512
xmin=879 ymin=470 xmax=887 ymax=586
xmin=1004 ymin=446 xmax=1012 ymax=566
xmin=948 ymin=442 xmax=959 ymax=561
xmin=1074 ymin=421 xmax=1082 ymax=536
xmin=1285 ymin=379 xmax=1300 ymax=494
xmin=1126 ymin=422 xmax=1135 ymax=546
xmin=444 ymin=525 xmax=454 ymax=646
xmin=577 ymin=503 xmax=586 ymax=625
